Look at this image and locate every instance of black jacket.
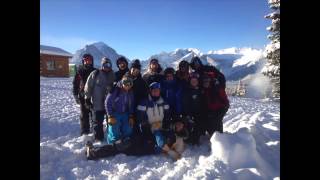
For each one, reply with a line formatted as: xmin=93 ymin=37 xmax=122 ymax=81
xmin=72 ymin=65 xmax=96 ymax=98
xmin=115 ymin=68 xmax=129 ymax=82
xmin=132 ymin=74 xmax=149 ymax=107
xmin=181 ymin=86 xmax=205 ymax=116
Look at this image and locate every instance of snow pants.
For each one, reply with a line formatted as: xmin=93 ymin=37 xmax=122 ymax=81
xmin=106 ymin=113 xmax=132 ymax=144
xmin=205 ymin=108 xmax=228 ymax=136
xmin=79 ymin=97 xmax=92 ymax=135
xmin=92 ymin=110 xmax=105 ymax=141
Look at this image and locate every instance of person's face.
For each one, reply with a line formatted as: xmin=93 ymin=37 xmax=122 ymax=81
xmin=202 ymin=79 xmax=211 ymax=88
xmin=130 ymin=68 xmax=140 ymax=77
xmin=175 ymin=122 xmax=184 ymax=132
xmin=166 ymin=73 xmax=174 ymax=81
xmin=190 ymin=78 xmax=199 ymax=87
xmin=150 ymin=89 xmax=161 ymax=97
xmin=150 ymin=63 xmax=158 ymax=71
xmin=118 ymin=61 xmax=127 ymax=70
xmin=123 ymin=83 xmax=132 ymax=91
xmin=194 ymin=63 xmax=200 ymax=70
xmin=83 ymin=58 xmax=93 ymax=65
xmin=180 ymin=64 xmax=188 ymax=72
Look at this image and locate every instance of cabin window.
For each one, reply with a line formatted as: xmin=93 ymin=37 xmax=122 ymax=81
xmin=46 ymin=60 xmax=55 ymax=70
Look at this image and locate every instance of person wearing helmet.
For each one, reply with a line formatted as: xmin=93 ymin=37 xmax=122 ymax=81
xmin=105 ymin=74 xmax=135 ymax=144
xmin=115 ymin=56 xmax=129 ymax=82
xmin=136 ymin=82 xmax=181 ymax=161
xmin=142 ymin=58 xmax=164 ymax=85
xmin=72 ymin=53 xmax=97 ymax=135
xmin=181 ymin=72 xmax=205 ymax=145
xmin=84 ymin=57 xmax=115 ymax=141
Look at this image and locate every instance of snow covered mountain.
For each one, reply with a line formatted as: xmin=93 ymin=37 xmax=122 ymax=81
xmin=70 ymin=42 xmax=125 ymax=70
xmin=143 ymin=47 xmax=265 ymax=81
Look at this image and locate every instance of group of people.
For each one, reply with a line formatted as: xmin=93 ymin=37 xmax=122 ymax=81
xmin=72 ymin=53 xmax=229 ymax=161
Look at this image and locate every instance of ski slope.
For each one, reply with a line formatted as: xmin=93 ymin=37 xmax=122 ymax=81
xmin=40 ymin=77 xmax=279 ymax=180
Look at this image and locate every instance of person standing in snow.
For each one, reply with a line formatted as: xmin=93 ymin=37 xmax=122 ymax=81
xmin=181 ymin=72 xmax=205 ymax=145
xmin=84 ymin=57 xmax=115 ymax=142
xmin=127 ymin=59 xmax=149 ymax=109
xmin=72 ymin=53 xmax=97 ymax=135
xmin=142 ymin=58 xmax=164 ymax=85
xmin=175 ymin=60 xmax=190 ymax=91
xmin=126 ymin=59 xmax=149 ymax=134
xmin=136 ymin=82 xmax=182 ymax=160
xmin=201 ymin=72 xmax=229 ymax=136
xmin=105 ymin=74 xmax=135 ymax=144
xmin=160 ymin=67 xmax=182 ymax=121
xmin=115 ymin=56 xmax=129 ymax=83
xmin=190 ymin=56 xmax=205 ymax=85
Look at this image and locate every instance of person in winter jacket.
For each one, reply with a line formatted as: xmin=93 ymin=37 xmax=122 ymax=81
xmin=203 ymin=65 xmax=226 ymax=89
xmin=142 ymin=58 xmax=164 ymax=85
xmin=181 ymin=72 xmax=205 ymax=145
xmin=160 ymin=67 xmax=182 ymax=118
xmin=136 ymin=82 xmax=181 ymax=160
xmin=190 ymin=56 xmax=205 ymax=85
xmin=72 ymin=53 xmax=97 ymax=135
xmin=128 ymin=59 xmax=149 ymax=108
xmin=115 ymin=56 xmax=129 ymax=82
xmin=175 ymin=60 xmax=190 ymax=90
xmin=84 ymin=57 xmax=115 ymax=141
xmin=105 ymin=74 xmax=135 ymax=144
xmin=201 ymin=73 xmax=229 ymax=136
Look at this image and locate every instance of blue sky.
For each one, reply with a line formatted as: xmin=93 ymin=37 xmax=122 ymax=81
xmin=40 ymin=0 xmax=270 ymax=60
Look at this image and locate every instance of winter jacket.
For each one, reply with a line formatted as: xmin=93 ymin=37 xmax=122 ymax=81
xmin=181 ymin=86 xmax=205 ymax=116
xmin=202 ymin=84 xmax=229 ymax=112
xmin=115 ymin=68 xmax=129 ymax=82
xmin=137 ymin=95 xmax=170 ymax=131
xmin=160 ymin=79 xmax=182 ymax=116
xmin=175 ymin=70 xmax=190 ymax=90
xmin=142 ymin=70 xmax=164 ymax=85
xmin=84 ymin=69 xmax=115 ymax=111
xmin=105 ymin=84 xmax=135 ymax=116
xmin=72 ymin=65 xmax=96 ymax=98
xmin=131 ymin=74 xmax=149 ymax=108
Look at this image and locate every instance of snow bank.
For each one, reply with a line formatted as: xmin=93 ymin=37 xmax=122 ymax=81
xmin=40 ymin=78 xmax=279 ymax=180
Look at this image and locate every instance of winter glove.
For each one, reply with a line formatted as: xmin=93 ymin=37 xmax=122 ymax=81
xmin=108 ymin=115 xmax=117 ymax=125
xmin=74 ymin=95 xmax=80 ymax=104
xmin=84 ymin=98 xmax=93 ymax=109
xmin=151 ymin=121 xmax=162 ymax=131
xmin=128 ymin=115 xmax=135 ymax=127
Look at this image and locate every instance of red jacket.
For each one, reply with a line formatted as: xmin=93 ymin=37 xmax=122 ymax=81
xmin=203 ymin=86 xmax=229 ymax=111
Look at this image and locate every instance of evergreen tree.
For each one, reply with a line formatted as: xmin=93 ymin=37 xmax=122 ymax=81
xmin=262 ymin=0 xmax=280 ymax=98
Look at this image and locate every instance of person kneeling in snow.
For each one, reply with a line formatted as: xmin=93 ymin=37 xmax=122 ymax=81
xmin=137 ymin=82 xmax=183 ymax=160
xmin=105 ymin=74 xmax=135 ymax=144
xmin=85 ymin=114 xmax=186 ymax=160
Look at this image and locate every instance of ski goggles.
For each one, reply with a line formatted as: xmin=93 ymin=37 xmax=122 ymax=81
xmin=102 ymin=62 xmax=112 ymax=69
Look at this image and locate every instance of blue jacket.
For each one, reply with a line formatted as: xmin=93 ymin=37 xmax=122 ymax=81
xmin=160 ymin=79 xmax=182 ymax=115
xmin=105 ymin=85 xmax=134 ymax=116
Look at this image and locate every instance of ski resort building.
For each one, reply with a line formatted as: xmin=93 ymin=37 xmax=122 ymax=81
xmin=40 ymin=45 xmax=73 ymax=77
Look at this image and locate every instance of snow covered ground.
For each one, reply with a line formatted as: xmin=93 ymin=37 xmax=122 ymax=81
xmin=40 ymin=77 xmax=280 ymax=180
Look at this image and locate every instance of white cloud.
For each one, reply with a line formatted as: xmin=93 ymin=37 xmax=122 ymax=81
xmin=40 ymin=35 xmax=97 ymax=54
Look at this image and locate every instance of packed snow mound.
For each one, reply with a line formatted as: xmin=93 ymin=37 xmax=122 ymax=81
xmin=40 ymin=78 xmax=279 ymax=180
xmin=70 ymin=42 xmax=126 ymax=70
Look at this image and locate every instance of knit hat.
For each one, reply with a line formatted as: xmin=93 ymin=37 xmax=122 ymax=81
xmin=130 ymin=59 xmax=141 ymax=70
